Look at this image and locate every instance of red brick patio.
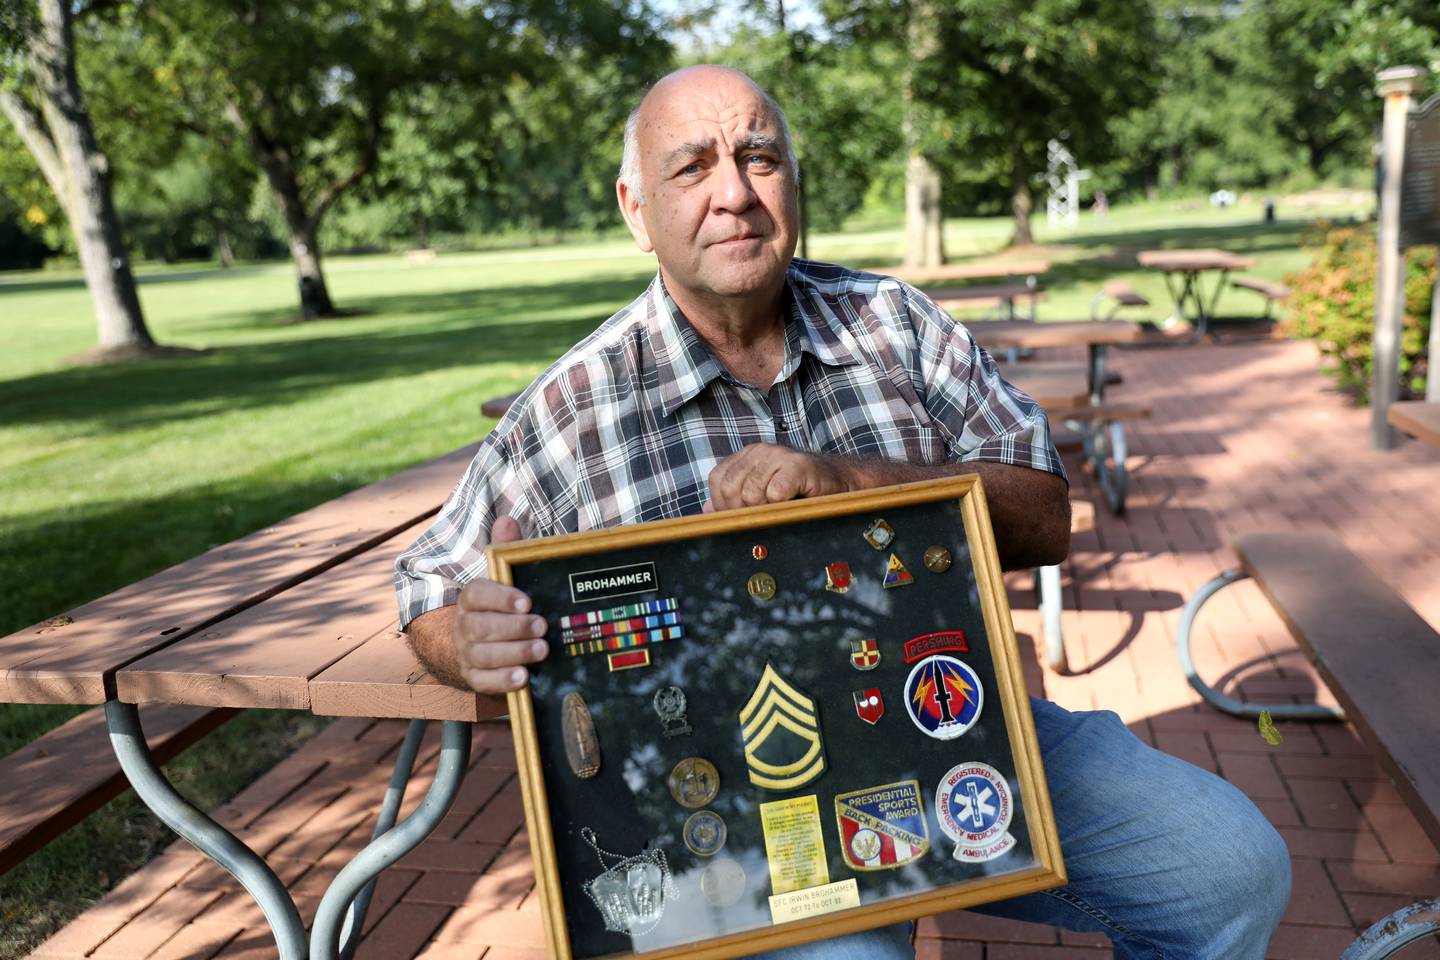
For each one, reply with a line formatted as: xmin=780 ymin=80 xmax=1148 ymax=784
xmin=30 ymin=337 xmax=1440 ymax=959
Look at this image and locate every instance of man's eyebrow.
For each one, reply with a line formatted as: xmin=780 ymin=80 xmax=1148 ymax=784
xmin=663 ymin=138 xmax=716 ymax=170
xmin=736 ymin=133 xmax=782 ymax=152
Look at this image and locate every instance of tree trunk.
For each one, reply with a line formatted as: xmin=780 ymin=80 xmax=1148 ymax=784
xmin=1009 ymin=144 xmax=1034 ymax=247
xmin=10 ymin=0 xmax=156 ymax=352
xmin=901 ymin=0 xmax=943 ymax=269
xmin=904 ymin=151 xmax=944 ymax=267
xmin=214 ymin=221 xmax=235 ymax=268
xmin=415 ymin=212 xmax=430 ymax=251
xmin=287 ymin=221 xmax=335 ymax=320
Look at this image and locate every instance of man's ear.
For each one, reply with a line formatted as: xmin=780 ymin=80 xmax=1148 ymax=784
xmin=617 ymin=179 xmax=654 ymax=254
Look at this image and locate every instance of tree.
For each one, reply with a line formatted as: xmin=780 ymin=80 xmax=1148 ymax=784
xmin=140 ymin=0 xmax=666 ymax=319
xmin=1 ymin=0 xmax=163 ymax=358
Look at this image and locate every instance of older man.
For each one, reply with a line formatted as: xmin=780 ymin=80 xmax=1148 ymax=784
xmin=396 ymin=66 xmax=1290 ymax=959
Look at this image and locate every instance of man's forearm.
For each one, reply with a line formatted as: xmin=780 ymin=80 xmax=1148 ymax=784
xmin=404 ymin=606 xmax=469 ymax=689
xmin=827 ymin=455 xmax=1070 ymax=570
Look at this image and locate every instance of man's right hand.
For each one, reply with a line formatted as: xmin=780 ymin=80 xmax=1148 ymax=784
xmin=406 ymin=516 xmax=550 ymax=694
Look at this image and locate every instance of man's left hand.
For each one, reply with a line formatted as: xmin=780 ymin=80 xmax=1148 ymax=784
xmin=704 ymin=443 xmax=851 ymax=512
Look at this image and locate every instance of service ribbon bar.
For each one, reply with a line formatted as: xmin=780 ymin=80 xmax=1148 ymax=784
xmin=564 ymin=625 xmax=686 ymax=656
xmin=562 ymin=611 xmax=682 ymax=645
xmin=559 ymin=597 xmax=678 ymax=631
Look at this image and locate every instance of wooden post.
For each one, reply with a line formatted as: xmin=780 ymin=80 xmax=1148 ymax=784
xmin=1430 ymin=275 xmax=1440 ymax=402
xmin=1372 ymin=66 xmax=1427 ymax=448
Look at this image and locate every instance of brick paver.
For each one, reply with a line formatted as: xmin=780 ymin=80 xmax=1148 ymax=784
xmin=31 ymin=338 xmax=1440 ymax=958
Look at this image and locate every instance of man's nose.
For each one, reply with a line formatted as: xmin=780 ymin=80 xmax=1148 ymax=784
xmin=711 ymin=156 xmax=756 ymax=214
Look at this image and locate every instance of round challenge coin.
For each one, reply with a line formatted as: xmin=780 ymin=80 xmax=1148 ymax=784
xmin=683 ymin=810 xmax=727 ymax=856
xmin=747 ymin=571 xmax=777 ymax=601
xmin=701 ymin=857 xmax=747 ymax=907
xmin=668 ymin=756 xmax=720 ymax=809
xmin=924 ymin=545 xmax=953 ymax=573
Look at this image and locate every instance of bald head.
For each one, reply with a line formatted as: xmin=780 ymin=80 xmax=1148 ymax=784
xmin=618 ymin=66 xmax=798 ymax=205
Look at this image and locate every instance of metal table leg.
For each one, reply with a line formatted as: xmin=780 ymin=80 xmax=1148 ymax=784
xmin=1036 ymin=563 xmax=1069 ymax=673
xmin=106 ymin=702 xmax=473 ymax=959
xmin=1340 ymin=899 xmax=1440 ymax=959
xmin=1175 ymin=571 xmax=1345 ymax=721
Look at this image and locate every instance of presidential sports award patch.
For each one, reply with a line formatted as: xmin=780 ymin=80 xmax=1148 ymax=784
xmin=903 ymin=655 xmax=983 ymax=740
xmin=935 ymin=761 xmax=1016 ymax=862
xmin=834 ymin=780 xmax=930 ymax=871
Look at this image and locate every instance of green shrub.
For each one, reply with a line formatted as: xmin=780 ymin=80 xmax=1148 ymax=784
xmin=1282 ymin=222 xmax=1434 ymax=402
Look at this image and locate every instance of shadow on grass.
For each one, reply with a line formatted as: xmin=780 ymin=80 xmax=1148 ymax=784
xmin=0 ymin=276 xmax=645 ymax=432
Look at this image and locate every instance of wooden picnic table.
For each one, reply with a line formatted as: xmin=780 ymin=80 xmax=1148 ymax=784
xmin=0 ymin=443 xmax=502 ymax=958
xmin=882 ymin=258 xmax=1050 ymax=284
xmin=891 ymin=259 xmax=1051 ymax=323
xmin=1387 ymin=401 xmax=1440 ymax=449
xmin=1136 ymin=248 xmax=1256 ymax=341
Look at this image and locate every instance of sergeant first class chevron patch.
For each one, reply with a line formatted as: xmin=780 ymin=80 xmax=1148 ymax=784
xmin=738 ymin=662 xmax=827 ymax=792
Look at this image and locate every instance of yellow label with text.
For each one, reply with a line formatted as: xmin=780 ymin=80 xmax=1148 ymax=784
xmin=768 ymin=878 xmax=861 ymax=924
xmin=759 ymin=794 xmax=829 ymax=894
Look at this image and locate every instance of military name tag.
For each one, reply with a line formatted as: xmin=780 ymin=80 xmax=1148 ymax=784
xmin=568 ymin=562 xmax=659 ymax=604
xmin=834 ymin=780 xmax=929 ymax=871
xmin=768 ymin=878 xmax=860 ymax=925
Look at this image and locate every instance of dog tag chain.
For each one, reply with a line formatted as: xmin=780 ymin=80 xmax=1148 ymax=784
xmin=579 ymin=827 xmax=676 ymax=936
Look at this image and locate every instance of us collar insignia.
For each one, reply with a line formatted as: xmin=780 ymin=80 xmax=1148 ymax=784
xmin=834 ymin=780 xmax=929 ymax=870
xmin=903 ymin=655 xmax=983 ymax=740
xmin=738 ymin=661 xmax=827 ymax=791
xmin=883 ymin=553 xmax=914 ymax=588
xmin=849 ymin=638 xmax=880 ymax=671
xmin=825 ymin=562 xmax=852 ymax=593
xmin=935 ymin=761 xmax=1017 ymax=862
xmin=903 ymin=631 xmax=969 ymax=663
xmin=853 ymin=688 xmax=884 ymax=725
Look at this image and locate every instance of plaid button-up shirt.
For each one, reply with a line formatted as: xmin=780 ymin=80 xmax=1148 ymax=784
xmin=394 ymin=258 xmax=1064 ymax=627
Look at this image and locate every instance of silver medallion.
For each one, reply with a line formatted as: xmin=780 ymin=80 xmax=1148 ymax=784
xmin=700 ymin=856 xmax=747 ymax=907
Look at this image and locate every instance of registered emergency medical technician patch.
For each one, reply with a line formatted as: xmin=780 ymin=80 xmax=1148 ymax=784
xmin=935 ymin=761 xmax=1016 ymax=862
xmin=833 ymin=780 xmax=930 ymax=871
xmin=903 ymin=655 xmax=983 ymax=740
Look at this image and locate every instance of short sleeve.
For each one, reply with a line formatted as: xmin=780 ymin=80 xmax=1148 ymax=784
xmin=393 ymin=437 xmax=536 ymax=628
xmin=904 ymin=287 xmax=1068 ymax=482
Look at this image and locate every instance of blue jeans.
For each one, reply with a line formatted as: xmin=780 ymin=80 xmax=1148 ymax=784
xmin=752 ymin=698 xmax=1291 ymax=960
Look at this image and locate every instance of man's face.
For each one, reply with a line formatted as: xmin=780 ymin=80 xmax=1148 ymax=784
xmin=619 ymin=69 xmax=800 ymax=304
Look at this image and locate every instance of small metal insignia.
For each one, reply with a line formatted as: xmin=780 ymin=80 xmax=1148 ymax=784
xmin=752 ymin=544 xmax=768 ymax=560
xmin=701 ymin=857 xmax=747 ymax=907
xmin=1258 ymin=710 xmax=1284 ymax=746
xmin=607 ymin=649 xmax=651 ymax=671
xmin=883 ymin=552 xmax=914 ymax=588
xmin=562 ymin=692 xmax=601 ymax=779
xmin=863 ymin=518 xmax=895 ymax=550
xmin=653 ymin=685 xmax=692 ymax=737
xmin=668 ymin=756 xmax=720 ymax=809
xmin=903 ymin=655 xmax=983 ymax=740
xmin=683 ymin=810 xmax=727 ymax=857
xmin=923 ymin=545 xmax=953 ymax=573
xmin=935 ymin=762 xmax=1016 ymax=862
xmin=850 ymin=638 xmax=880 ymax=671
xmin=738 ymin=661 xmax=827 ymax=791
xmin=580 ymin=827 xmax=675 ymax=935
xmin=853 ymin=688 xmax=884 ymax=725
xmin=825 ymin=562 xmax=852 ymax=593
xmin=748 ymin=571 xmax=777 ymax=601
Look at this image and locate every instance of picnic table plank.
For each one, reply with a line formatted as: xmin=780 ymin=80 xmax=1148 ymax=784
xmin=1235 ymin=531 xmax=1440 ymax=848
xmin=0 ymin=703 xmax=236 ymax=874
xmin=309 ymin=628 xmax=504 ymax=723
xmin=0 ymin=443 xmax=480 ymax=705
xmin=970 ymin=320 xmax=1143 ymax=350
xmin=1387 ymin=401 xmax=1440 ymax=449
xmin=1136 ymin=249 xmax=1256 ymax=272
xmin=883 ymin=259 xmax=1050 ymax=283
xmin=997 ymin=362 xmax=1091 ymax=410
xmin=115 ymin=531 xmax=421 ymax=710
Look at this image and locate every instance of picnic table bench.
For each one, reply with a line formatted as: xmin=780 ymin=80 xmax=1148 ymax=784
xmin=0 ymin=442 xmax=505 ymax=958
xmin=1387 ymin=401 xmax=1440 ymax=449
xmin=1176 ymin=531 xmax=1440 ymax=958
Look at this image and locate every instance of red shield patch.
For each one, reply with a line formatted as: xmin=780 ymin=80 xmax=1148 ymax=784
xmin=854 ymin=688 xmax=884 ymax=725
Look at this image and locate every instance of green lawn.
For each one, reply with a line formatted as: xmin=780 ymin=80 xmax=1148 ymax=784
xmin=0 ymin=192 xmax=1367 ymax=953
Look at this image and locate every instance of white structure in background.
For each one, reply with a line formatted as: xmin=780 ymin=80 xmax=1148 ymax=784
xmin=1045 ymin=139 xmax=1090 ymax=229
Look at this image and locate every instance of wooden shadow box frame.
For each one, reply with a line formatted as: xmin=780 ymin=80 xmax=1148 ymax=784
xmin=489 ymin=475 xmax=1065 ymax=959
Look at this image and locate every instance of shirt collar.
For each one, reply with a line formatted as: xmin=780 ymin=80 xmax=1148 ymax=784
xmin=642 ymin=265 xmax=864 ymax=418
